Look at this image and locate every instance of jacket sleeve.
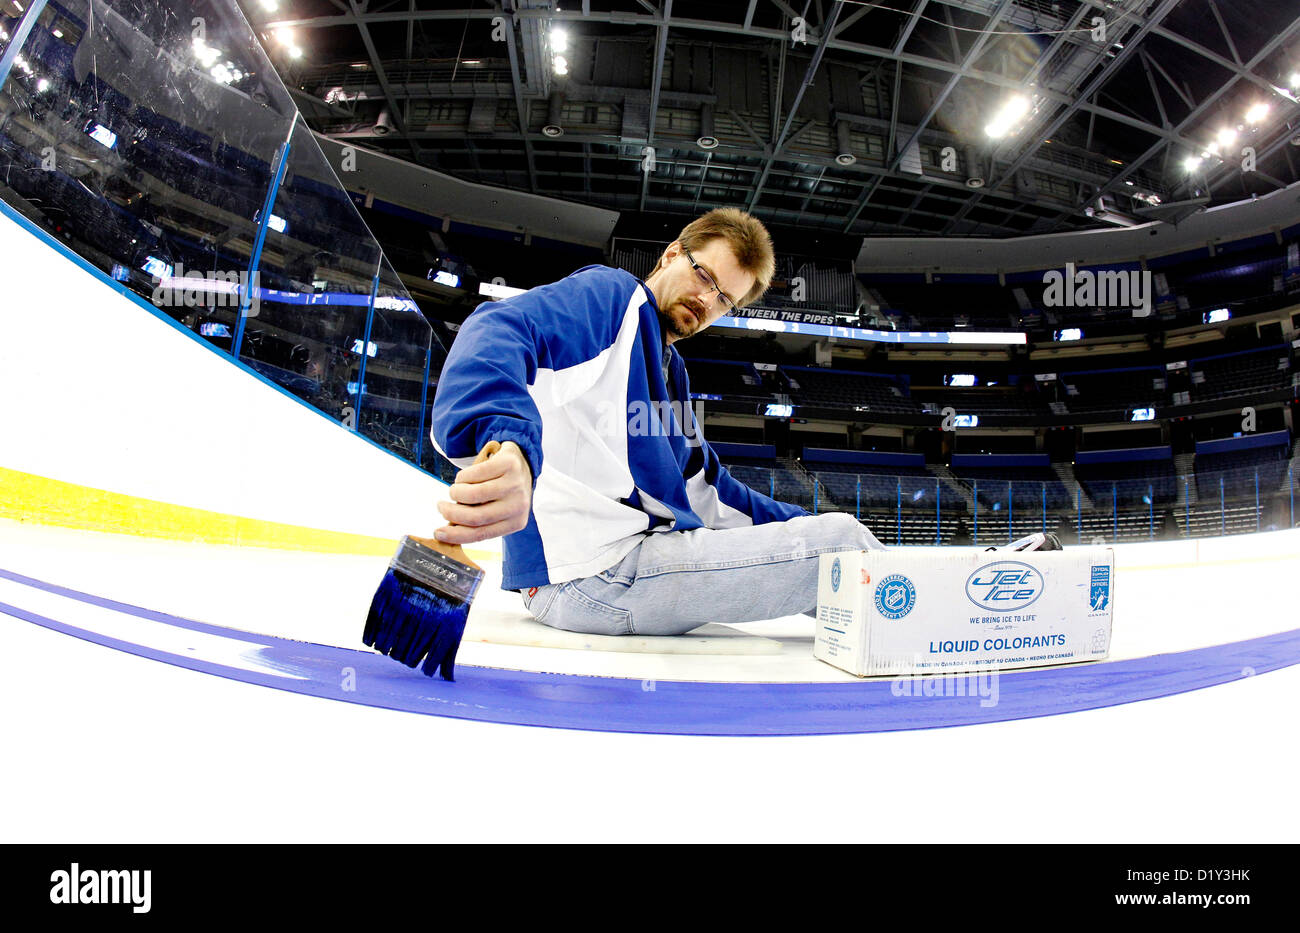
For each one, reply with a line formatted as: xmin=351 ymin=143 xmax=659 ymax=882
xmin=430 ymin=298 xmax=544 ymax=482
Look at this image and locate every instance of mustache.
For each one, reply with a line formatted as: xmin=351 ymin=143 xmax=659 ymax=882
xmin=680 ymin=299 xmax=707 ymax=320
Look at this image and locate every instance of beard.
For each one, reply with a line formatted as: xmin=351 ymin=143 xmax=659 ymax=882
xmin=659 ymin=300 xmax=704 ymax=341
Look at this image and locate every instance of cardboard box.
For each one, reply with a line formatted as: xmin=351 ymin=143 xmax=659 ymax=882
xmin=814 ymin=548 xmax=1114 ymax=677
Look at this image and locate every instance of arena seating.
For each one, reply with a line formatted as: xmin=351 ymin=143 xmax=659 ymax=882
xmin=782 ymin=366 xmax=921 ymax=414
xmin=1189 ymin=346 xmax=1293 ymax=402
xmin=1193 ymin=431 xmax=1293 ymax=502
xmin=920 ymin=388 xmax=1053 ymax=420
xmin=948 ymin=455 xmax=1072 ymax=510
xmin=684 ymin=359 xmax=770 ymax=401
xmin=1060 ymin=367 xmax=1167 ymax=415
xmin=1075 ymin=461 xmax=1177 ymax=507
xmin=804 ymin=463 xmax=961 ymax=511
xmin=799 ymin=447 xmax=965 ymax=512
xmin=1073 ymin=447 xmax=1177 ymax=506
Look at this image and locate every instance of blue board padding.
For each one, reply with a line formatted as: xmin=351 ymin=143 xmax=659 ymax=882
xmin=1 ymin=564 xmax=1296 ymax=736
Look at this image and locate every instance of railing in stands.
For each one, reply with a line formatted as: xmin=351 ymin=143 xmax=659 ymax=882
xmin=721 ymin=462 xmax=1298 ymax=545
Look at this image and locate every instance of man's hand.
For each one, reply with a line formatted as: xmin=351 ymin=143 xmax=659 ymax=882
xmin=434 ymin=441 xmax=533 ymax=545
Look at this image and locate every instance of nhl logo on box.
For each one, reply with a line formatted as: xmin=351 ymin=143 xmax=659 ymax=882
xmin=874 ymin=574 xmax=916 ymax=619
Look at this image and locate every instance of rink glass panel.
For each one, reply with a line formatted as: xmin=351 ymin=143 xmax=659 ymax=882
xmin=240 ymin=116 xmax=381 ymax=417
xmin=354 ymin=256 xmax=442 ymax=466
xmin=0 ymin=0 xmax=296 ymax=336
xmin=0 ymin=0 xmax=445 ymax=472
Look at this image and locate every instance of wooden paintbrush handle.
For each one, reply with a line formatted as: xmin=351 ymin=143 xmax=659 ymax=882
xmin=411 ymin=440 xmax=502 ymax=570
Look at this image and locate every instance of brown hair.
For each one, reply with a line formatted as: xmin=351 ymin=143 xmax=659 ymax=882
xmin=674 ymin=208 xmax=775 ymax=307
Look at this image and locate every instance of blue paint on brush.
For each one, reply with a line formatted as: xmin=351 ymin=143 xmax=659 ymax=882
xmin=361 ymin=443 xmax=497 ymax=680
xmin=363 ymin=570 xmax=468 ymax=680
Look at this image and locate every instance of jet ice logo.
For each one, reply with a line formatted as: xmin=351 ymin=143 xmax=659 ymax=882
xmin=50 ymin=863 xmax=151 ymax=913
xmin=965 ymin=561 xmax=1043 ymax=612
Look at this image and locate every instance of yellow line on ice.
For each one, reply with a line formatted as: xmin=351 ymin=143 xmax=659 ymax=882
xmin=0 ymin=466 xmax=496 ymax=561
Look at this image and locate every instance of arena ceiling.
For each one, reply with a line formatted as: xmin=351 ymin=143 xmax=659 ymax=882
xmin=248 ymin=0 xmax=1300 ymax=238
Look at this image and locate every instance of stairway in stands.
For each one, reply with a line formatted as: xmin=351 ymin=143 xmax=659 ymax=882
xmin=1052 ymin=461 xmax=1091 ymax=509
xmin=1173 ymin=452 xmax=1198 ymax=510
xmin=926 ymin=464 xmax=975 ymax=512
xmin=779 ymin=457 xmax=828 ymax=509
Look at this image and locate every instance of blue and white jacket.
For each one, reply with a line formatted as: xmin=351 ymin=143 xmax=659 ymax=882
xmin=431 ymin=265 xmax=808 ymax=591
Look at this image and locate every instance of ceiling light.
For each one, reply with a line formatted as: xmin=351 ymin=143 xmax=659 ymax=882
xmin=275 ymin=28 xmax=294 ymax=45
xmin=1291 ymin=72 xmax=1300 ymax=89
xmin=984 ymin=94 xmax=1031 ymax=139
xmin=553 ymin=55 xmax=568 ymax=76
xmin=1216 ymin=127 xmax=1237 ymax=147
xmin=1244 ymin=102 xmax=1269 ymax=124
xmin=550 ymin=27 xmax=568 ymax=53
xmin=1183 ymin=155 xmax=1203 ymax=172
xmin=288 ymin=45 xmax=302 ymax=60
xmin=260 ymin=0 xmax=279 ymax=10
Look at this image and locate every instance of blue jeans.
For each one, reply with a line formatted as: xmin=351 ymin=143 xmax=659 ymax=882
xmin=519 ymin=512 xmax=884 ymax=636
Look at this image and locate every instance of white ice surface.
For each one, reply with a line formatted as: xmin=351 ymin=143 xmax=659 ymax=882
xmin=0 ymin=518 xmax=1296 ymax=683
xmin=1 ymin=611 xmax=1297 ymax=843
xmin=2 ymin=520 xmax=1299 ymax=841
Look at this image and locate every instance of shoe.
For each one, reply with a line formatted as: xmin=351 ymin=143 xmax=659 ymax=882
xmin=987 ymin=532 xmax=1064 ymax=552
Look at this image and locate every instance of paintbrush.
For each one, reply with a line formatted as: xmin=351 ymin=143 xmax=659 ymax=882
xmin=362 ymin=440 xmax=500 ymax=680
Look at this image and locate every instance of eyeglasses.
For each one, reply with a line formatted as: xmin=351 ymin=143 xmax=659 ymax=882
xmin=681 ymin=245 xmax=738 ymax=315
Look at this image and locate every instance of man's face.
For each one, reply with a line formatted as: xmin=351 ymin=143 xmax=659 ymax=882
xmin=653 ymin=238 xmax=756 ymax=343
